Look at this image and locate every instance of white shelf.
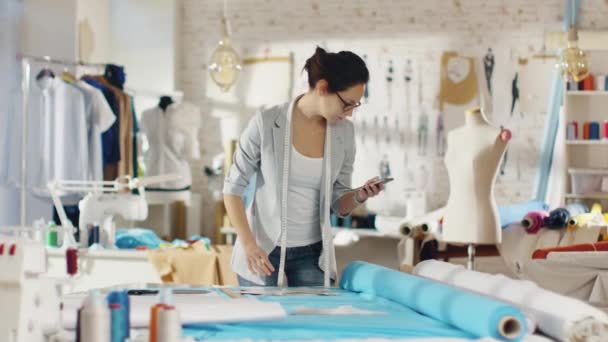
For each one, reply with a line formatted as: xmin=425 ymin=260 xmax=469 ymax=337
xmin=566 ymin=91 xmax=608 ymax=96
xmin=564 ymin=193 xmax=608 ymax=200
xmin=566 ymin=140 xmax=608 ymax=145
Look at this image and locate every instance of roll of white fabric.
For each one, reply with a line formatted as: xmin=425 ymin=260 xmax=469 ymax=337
xmin=414 ymin=260 xmax=608 ymax=342
xmin=399 ymin=207 xmax=445 ymax=237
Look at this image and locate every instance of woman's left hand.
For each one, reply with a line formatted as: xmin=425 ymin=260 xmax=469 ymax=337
xmin=356 ymin=177 xmax=385 ymax=203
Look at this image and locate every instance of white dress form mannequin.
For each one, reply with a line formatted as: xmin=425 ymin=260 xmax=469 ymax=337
xmin=442 ymin=107 xmax=511 ymax=269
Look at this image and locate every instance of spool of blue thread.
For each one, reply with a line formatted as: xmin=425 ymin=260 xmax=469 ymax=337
xmin=109 ymin=303 xmax=127 ymax=342
xmin=107 ymin=290 xmax=130 ymax=341
xmin=605 ymin=76 xmax=608 ymax=91
xmin=589 ymin=121 xmax=601 ymax=140
xmin=88 ymin=224 xmax=100 ymax=247
xmin=330 ymin=213 xmax=338 ymax=227
xmin=566 ymin=122 xmax=577 ymax=140
xmin=343 ymin=215 xmax=353 ymax=228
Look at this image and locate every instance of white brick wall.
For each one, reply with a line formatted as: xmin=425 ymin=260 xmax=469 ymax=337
xmin=175 ymin=0 xmax=608 ymax=238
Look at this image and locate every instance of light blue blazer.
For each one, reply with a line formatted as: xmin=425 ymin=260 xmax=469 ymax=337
xmin=223 ymin=96 xmax=356 ymax=285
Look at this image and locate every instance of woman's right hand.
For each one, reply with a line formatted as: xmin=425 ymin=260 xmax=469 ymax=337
xmin=244 ymin=241 xmax=275 ymax=276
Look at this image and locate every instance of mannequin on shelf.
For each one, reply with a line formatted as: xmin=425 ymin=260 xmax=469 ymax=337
xmin=140 ymin=96 xmax=201 ymax=190
xmin=442 ymin=107 xmax=511 ymax=267
xmin=158 ymin=96 xmax=173 ymax=112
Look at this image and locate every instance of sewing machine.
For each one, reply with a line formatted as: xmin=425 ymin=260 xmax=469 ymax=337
xmin=78 ymin=192 xmax=148 ymax=248
xmin=0 ymin=238 xmax=61 ymax=342
xmin=49 ymin=174 xmax=180 ymax=249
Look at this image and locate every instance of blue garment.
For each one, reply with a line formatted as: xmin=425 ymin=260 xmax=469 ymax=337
xmin=238 ymin=241 xmax=326 ymax=287
xmin=115 ymin=228 xmax=164 ymax=249
xmin=83 ymin=78 xmax=121 ymax=165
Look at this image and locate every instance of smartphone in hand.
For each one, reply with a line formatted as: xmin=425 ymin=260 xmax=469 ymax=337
xmin=353 ymin=177 xmax=394 ymax=192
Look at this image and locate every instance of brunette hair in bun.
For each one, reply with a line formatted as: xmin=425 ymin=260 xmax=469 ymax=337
xmin=303 ymin=46 xmax=369 ymax=92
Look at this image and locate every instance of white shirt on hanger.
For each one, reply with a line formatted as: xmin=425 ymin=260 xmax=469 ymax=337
xmin=140 ymin=102 xmax=201 ymax=189
xmin=8 ymin=77 xmax=88 ymax=202
xmin=73 ymin=80 xmax=116 ymax=182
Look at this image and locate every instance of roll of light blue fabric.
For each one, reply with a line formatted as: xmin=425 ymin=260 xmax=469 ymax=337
xmin=498 ymin=200 xmax=549 ymax=228
xmin=340 ymin=261 xmax=526 ymax=341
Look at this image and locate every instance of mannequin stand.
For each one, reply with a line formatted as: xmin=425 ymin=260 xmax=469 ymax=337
xmin=467 ymin=244 xmax=476 ymax=270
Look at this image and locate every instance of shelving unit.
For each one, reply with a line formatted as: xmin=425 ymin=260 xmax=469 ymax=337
xmin=563 ymin=50 xmax=608 ymax=204
xmin=566 ymin=90 xmax=608 ymax=96
xmin=564 ymin=193 xmax=608 ymax=200
xmin=566 ymin=140 xmax=608 ymax=145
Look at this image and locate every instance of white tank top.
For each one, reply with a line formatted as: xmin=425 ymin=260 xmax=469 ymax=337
xmin=282 ymin=145 xmax=323 ymax=247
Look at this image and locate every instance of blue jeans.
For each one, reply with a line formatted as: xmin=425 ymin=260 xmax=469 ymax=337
xmin=238 ymin=241 xmax=328 ymax=287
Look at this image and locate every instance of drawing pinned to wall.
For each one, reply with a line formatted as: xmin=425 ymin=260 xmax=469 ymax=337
xmin=418 ymin=108 xmax=429 ymax=156
xmin=374 ymin=115 xmax=379 ymax=145
xmin=483 ymin=48 xmax=495 ymax=95
xmin=379 ymin=154 xmax=391 ymax=178
xmin=386 ymin=59 xmax=394 ymax=110
xmin=417 ymin=164 xmax=429 ymax=189
xmin=437 ymin=51 xmax=478 ymax=111
xmin=396 ymin=117 xmax=405 ymax=146
xmin=417 ymin=63 xmax=428 ymax=157
xmin=404 ymin=59 xmax=413 ymax=135
xmin=436 ymin=111 xmax=446 ymax=157
xmin=383 ymin=115 xmax=390 ymax=144
xmin=510 ymin=72 xmax=520 ymax=117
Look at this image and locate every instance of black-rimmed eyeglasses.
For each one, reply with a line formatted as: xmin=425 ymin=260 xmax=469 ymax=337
xmin=336 ymin=92 xmax=361 ymax=111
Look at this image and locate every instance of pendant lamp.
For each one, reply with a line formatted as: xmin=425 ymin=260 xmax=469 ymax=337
xmin=556 ymin=1 xmax=589 ymax=82
xmin=208 ymin=0 xmax=242 ymax=92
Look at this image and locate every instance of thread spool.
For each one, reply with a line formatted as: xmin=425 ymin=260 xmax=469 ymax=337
xmin=156 ymin=308 xmax=182 ymax=342
xmin=521 ymin=211 xmax=549 ymax=234
xmin=566 ymin=121 xmax=578 ymax=140
xmin=543 ymin=207 xmax=570 ymax=229
xmin=589 ymin=122 xmax=600 ymax=140
xmin=107 ymin=291 xmax=130 ymax=341
xmin=46 ymin=226 xmax=58 ymax=247
xmin=583 ymin=122 xmax=591 ymax=140
xmin=603 ymin=121 xmax=608 ymax=139
xmin=80 ymin=290 xmax=111 ymax=342
xmin=567 ymin=218 xmax=578 ymax=230
xmin=420 ymin=223 xmax=430 ymax=234
xmin=400 ymin=224 xmax=414 ymax=237
xmin=605 ymin=76 xmax=608 ymax=91
xmin=109 ymin=303 xmax=127 ymax=342
xmin=582 ymin=74 xmax=595 ymax=91
xmin=596 ymin=74 xmax=606 ymax=91
xmin=66 ymin=247 xmax=78 ymax=276
xmin=88 ymin=224 xmax=100 ymax=247
xmin=498 ymin=316 xmax=522 ymax=340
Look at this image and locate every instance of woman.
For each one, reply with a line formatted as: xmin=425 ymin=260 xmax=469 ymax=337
xmin=223 ymin=47 xmax=385 ymax=287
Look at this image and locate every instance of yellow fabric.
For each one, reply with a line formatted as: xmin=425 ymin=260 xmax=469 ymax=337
xmin=147 ymin=243 xmax=237 ymax=286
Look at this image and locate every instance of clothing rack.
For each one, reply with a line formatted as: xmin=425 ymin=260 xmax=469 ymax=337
xmin=16 ymin=54 xmax=107 ymax=226
xmin=17 ymin=54 xmax=107 ymax=68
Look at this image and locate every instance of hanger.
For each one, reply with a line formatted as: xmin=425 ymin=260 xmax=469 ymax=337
xmin=35 ymin=56 xmax=56 ymax=81
xmin=60 ymin=67 xmax=77 ymax=83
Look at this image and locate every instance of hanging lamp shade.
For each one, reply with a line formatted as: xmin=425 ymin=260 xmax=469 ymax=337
xmin=556 ymin=27 xmax=589 ymax=82
xmin=208 ymin=17 xmax=242 ymax=92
